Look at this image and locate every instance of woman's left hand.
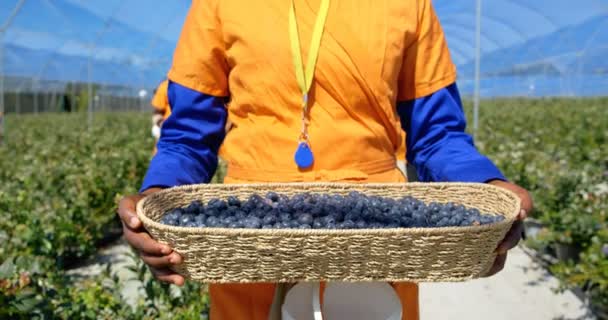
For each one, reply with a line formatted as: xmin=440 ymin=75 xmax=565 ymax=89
xmin=483 ymin=180 xmax=534 ymax=277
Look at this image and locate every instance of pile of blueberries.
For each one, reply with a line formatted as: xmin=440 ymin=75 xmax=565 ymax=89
xmin=159 ymin=191 xmax=504 ymax=229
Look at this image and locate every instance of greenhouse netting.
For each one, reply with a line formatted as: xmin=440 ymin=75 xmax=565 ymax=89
xmin=0 ymin=0 xmax=607 ymax=115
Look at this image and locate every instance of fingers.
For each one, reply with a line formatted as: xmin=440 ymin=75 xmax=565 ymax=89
xmin=496 ymin=220 xmax=524 ymax=255
xmin=140 ymin=251 xmax=183 ymax=269
xmin=117 ymin=195 xmax=144 ymax=229
xmin=118 ymin=190 xmax=185 ymax=286
xmin=516 ymin=189 xmax=533 ymax=218
xmin=487 ymin=180 xmax=534 ymax=217
xmin=123 ymin=226 xmax=172 ymax=256
xmin=150 ymin=267 xmax=186 ymax=286
xmin=484 ymin=253 xmax=507 ymax=277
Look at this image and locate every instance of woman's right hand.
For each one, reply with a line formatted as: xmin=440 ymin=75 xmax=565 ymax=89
xmin=117 ymin=188 xmax=185 ymax=286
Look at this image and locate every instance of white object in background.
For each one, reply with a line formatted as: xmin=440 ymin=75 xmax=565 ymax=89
xmin=151 ymin=124 xmax=161 ymax=139
xmin=282 ymin=282 xmax=402 ymax=320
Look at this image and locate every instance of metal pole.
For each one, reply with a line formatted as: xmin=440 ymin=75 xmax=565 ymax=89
xmin=473 ymin=0 xmax=482 ymax=139
xmin=33 ymin=79 xmax=39 ymax=114
xmin=0 ymin=32 xmax=4 ymax=144
xmin=15 ymin=88 xmax=20 ymax=114
xmin=0 ymin=37 xmax=5 ymax=146
xmin=0 ymin=33 xmax=4 ymax=114
xmin=87 ymin=56 xmax=93 ymax=128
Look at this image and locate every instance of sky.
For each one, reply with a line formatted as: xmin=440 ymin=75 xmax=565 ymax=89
xmin=1 ymin=0 xmax=607 ymax=95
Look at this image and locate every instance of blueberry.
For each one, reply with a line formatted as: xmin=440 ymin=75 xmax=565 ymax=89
xmin=481 ymin=215 xmax=495 ymax=224
xmin=355 ymin=220 xmax=368 ymax=229
xmin=223 ymin=216 xmax=236 ymax=225
xmin=401 ymin=204 xmax=414 ymax=216
xmin=206 ymin=216 xmax=220 ymax=227
xmin=322 ymin=216 xmax=336 ymax=226
xmin=207 ymin=199 xmax=223 ymax=210
xmin=234 ymin=210 xmax=247 ymax=220
xmin=468 ymin=208 xmax=481 ymax=216
xmin=228 ymin=222 xmax=242 ymax=228
xmin=329 ymin=211 xmax=345 ymax=223
xmin=444 ymin=202 xmax=456 ymax=211
xmin=179 ymin=214 xmax=196 ymax=226
xmin=276 ymin=201 xmax=291 ymax=213
xmin=401 ymin=196 xmax=415 ymax=204
xmin=344 ymin=212 xmax=360 ymax=222
xmin=262 ymin=224 xmax=275 ymax=229
xmin=342 ymin=220 xmax=355 ymax=229
xmin=412 ymin=212 xmax=427 ymax=227
xmin=297 ymin=213 xmax=314 ymax=225
xmin=244 ymin=217 xmax=262 ymax=229
xmin=312 ymin=219 xmax=325 ymax=229
xmin=185 ymin=202 xmax=201 ymax=214
xmin=310 ymin=205 xmax=323 ymax=216
xmin=266 ymin=192 xmax=280 ymax=202
xmin=298 ymin=224 xmax=312 ymax=229
xmin=263 ymin=214 xmax=277 ymax=225
xmin=205 ymin=208 xmax=219 ymax=217
xmin=387 ymin=223 xmax=400 ymax=228
xmin=448 ymin=216 xmax=462 ymax=226
xmin=454 ymin=204 xmax=466 ymax=212
xmin=225 ymin=206 xmax=237 ymax=216
xmin=184 ymin=221 xmax=198 ymax=228
xmin=227 ymin=196 xmax=241 ymax=207
xmin=460 ymin=218 xmax=474 ymax=226
xmin=279 ymin=212 xmax=292 ymax=223
xmin=160 ymin=215 xmax=178 ymax=226
xmin=436 ymin=218 xmax=450 ymax=227
xmin=167 ymin=208 xmax=183 ymax=220
xmin=325 ymin=221 xmax=338 ymax=229
xmin=399 ymin=216 xmax=413 ymax=228
xmin=195 ymin=215 xmax=207 ymax=226
xmin=429 ymin=214 xmax=441 ymax=224
xmin=348 ymin=191 xmax=362 ymax=198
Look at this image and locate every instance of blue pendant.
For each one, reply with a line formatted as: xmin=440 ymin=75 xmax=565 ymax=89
xmin=294 ymin=142 xmax=314 ymax=169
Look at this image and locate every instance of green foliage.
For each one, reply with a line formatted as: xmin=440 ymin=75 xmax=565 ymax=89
xmin=0 ymin=252 xmax=209 ymax=319
xmin=465 ymin=97 xmax=607 ymax=313
xmin=0 ymin=113 xmax=152 ymax=266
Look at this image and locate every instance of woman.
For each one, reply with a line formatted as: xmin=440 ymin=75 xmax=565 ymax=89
xmin=118 ymin=0 xmax=533 ymax=319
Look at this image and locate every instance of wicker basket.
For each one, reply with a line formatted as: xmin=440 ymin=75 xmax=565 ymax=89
xmin=137 ymin=182 xmax=520 ymax=283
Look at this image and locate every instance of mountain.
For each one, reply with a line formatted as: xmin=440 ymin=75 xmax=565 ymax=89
xmin=458 ymin=15 xmax=608 ymax=78
xmin=1 ymin=0 xmax=176 ymax=87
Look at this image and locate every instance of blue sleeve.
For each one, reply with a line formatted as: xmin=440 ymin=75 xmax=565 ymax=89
xmin=140 ymin=81 xmax=228 ymax=192
xmin=397 ymin=83 xmax=506 ymax=183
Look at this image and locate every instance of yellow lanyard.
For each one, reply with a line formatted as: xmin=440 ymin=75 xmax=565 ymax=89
xmin=289 ymin=0 xmax=330 ymax=168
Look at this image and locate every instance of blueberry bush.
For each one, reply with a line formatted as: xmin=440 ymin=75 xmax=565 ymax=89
xmin=468 ymin=97 xmax=607 ymax=316
xmin=0 ymin=113 xmax=211 ymax=319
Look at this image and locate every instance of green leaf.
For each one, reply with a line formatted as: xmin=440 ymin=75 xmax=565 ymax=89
xmin=0 ymin=257 xmax=15 ymax=278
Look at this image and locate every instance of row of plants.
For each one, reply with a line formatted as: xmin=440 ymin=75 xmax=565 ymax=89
xmin=467 ymin=97 xmax=607 ymax=315
xmin=0 ymin=113 xmax=211 ymax=319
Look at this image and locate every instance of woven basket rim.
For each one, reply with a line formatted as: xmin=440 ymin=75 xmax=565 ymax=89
xmin=136 ymin=182 xmax=521 ymax=236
